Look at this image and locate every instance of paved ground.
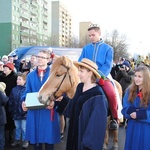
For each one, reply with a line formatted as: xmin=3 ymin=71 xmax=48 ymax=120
xmin=4 ymin=125 xmax=126 ymax=150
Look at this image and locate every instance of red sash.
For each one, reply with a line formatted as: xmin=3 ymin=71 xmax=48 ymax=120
xmin=98 ymin=79 xmax=118 ymax=119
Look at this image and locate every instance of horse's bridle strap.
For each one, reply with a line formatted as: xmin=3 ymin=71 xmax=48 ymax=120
xmin=53 ymin=64 xmax=72 ymax=98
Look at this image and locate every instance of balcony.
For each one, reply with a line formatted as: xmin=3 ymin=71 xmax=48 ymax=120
xmin=21 ymin=4 xmax=28 ymax=10
xmin=43 ymin=4 xmax=48 ymax=10
xmin=43 ymin=25 xmax=48 ymax=30
xmin=21 ymin=0 xmax=28 ymax=3
xmin=30 ymin=8 xmax=37 ymax=15
xmin=30 ymin=17 xmax=37 ymax=23
xmin=21 ymin=22 xmax=29 ymax=29
xmin=30 ymin=24 xmax=37 ymax=31
xmin=31 ymin=1 xmax=38 ymax=8
xmin=43 ymin=0 xmax=48 ymax=4
xmin=43 ymin=10 xmax=48 ymax=17
xmin=20 ymin=13 xmax=29 ymax=20
xmin=43 ymin=17 xmax=47 ymax=23
xmin=21 ymin=30 xmax=29 ymax=37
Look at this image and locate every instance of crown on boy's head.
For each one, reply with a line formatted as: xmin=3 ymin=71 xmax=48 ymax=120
xmin=88 ymin=23 xmax=100 ymax=30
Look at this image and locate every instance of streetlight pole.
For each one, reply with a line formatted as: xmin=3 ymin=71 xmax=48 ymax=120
xmin=20 ymin=30 xmax=22 ymax=44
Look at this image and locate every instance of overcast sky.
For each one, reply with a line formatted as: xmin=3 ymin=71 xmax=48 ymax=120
xmin=60 ymin=0 xmax=150 ymax=56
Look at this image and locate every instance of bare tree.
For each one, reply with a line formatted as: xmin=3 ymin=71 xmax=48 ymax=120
xmin=50 ymin=34 xmax=59 ymax=46
xmin=69 ymin=35 xmax=80 ymax=48
xmin=104 ymin=29 xmax=129 ymax=61
xmin=79 ymin=35 xmax=90 ymax=48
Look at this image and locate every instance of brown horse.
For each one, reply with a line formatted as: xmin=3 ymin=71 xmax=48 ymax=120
xmin=38 ymin=55 xmax=80 ymax=105
xmin=38 ymin=56 xmax=122 ymax=150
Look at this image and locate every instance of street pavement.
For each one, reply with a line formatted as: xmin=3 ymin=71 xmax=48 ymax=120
xmin=4 ymin=125 xmax=126 ymax=150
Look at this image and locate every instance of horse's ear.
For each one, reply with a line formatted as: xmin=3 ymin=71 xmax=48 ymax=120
xmin=61 ymin=56 xmax=72 ymax=68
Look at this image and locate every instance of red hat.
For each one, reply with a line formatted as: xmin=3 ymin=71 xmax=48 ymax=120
xmin=4 ymin=63 xmax=14 ymax=71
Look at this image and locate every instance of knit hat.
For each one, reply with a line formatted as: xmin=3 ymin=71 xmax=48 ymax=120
xmin=0 ymin=82 xmax=6 ymax=93
xmin=0 ymin=61 xmax=4 ymax=65
xmin=74 ymin=58 xmax=101 ymax=78
xmin=2 ymin=55 xmax=8 ymax=60
xmin=3 ymin=62 xmax=14 ymax=71
xmin=122 ymin=61 xmax=130 ymax=68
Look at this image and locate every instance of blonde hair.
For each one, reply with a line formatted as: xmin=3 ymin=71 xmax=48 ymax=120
xmin=128 ymin=66 xmax=150 ymax=106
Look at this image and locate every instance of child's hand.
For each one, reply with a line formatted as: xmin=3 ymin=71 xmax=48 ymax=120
xmin=47 ymin=101 xmax=54 ymax=110
xmin=130 ymin=112 xmax=136 ymax=119
xmin=55 ymin=96 xmax=63 ymax=101
xmin=22 ymin=101 xmax=28 ymax=111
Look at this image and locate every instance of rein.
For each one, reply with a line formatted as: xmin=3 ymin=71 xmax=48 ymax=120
xmin=53 ymin=64 xmax=72 ymax=98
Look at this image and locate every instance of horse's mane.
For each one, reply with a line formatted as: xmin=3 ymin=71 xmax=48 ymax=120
xmin=50 ymin=57 xmax=62 ymax=73
xmin=51 ymin=56 xmax=77 ymax=72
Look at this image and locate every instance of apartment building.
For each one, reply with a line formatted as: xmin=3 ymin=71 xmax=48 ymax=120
xmin=51 ymin=1 xmax=72 ymax=47
xmin=0 ymin=0 xmax=51 ymax=56
xmin=79 ymin=22 xmax=91 ymax=47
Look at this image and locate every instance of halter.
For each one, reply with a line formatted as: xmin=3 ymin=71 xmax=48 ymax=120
xmin=53 ymin=64 xmax=72 ymax=99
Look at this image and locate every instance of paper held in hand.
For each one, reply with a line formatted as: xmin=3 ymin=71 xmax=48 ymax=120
xmin=25 ymin=92 xmax=46 ymax=109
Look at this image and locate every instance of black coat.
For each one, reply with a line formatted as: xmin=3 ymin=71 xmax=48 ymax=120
xmin=0 ymin=91 xmax=8 ymax=125
xmin=0 ymin=71 xmax=17 ymax=130
xmin=0 ymin=71 xmax=17 ymax=96
xmin=64 ymin=83 xmax=108 ymax=150
xmin=115 ymin=69 xmax=134 ymax=96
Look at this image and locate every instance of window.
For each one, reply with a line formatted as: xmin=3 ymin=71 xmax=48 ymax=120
xmin=12 ymin=25 xmax=15 ymax=30
xmin=12 ymin=34 xmax=15 ymax=40
xmin=16 ymin=26 xmax=19 ymax=31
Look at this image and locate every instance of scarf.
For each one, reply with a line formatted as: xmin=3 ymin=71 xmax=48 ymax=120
xmin=38 ymin=68 xmax=54 ymax=121
xmin=137 ymin=90 xmax=142 ymax=100
xmin=38 ymin=69 xmax=46 ymax=81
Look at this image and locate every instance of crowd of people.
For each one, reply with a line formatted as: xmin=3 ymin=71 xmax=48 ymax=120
xmin=0 ymin=23 xmax=150 ymax=150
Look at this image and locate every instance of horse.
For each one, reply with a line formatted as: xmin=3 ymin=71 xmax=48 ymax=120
xmin=38 ymin=55 xmax=122 ymax=150
xmin=38 ymin=55 xmax=80 ymax=105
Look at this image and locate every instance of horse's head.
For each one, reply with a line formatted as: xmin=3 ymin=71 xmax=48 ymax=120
xmin=38 ymin=56 xmax=80 ymax=105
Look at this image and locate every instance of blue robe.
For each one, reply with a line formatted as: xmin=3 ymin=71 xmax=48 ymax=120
xmin=78 ymin=40 xmax=113 ymax=77
xmin=64 ymin=83 xmax=108 ymax=150
xmin=122 ymin=89 xmax=150 ymax=150
xmin=22 ymin=67 xmax=60 ymax=144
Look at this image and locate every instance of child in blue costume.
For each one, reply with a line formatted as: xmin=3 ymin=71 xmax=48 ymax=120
xmin=22 ymin=50 xmax=60 ymax=150
xmin=122 ymin=66 xmax=150 ymax=150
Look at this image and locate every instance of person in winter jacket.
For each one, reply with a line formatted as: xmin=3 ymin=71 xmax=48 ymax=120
xmin=8 ymin=72 xmax=29 ymax=148
xmin=0 ymin=62 xmax=17 ymax=142
xmin=115 ymin=60 xmax=135 ymax=96
xmin=115 ymin=60 xmax=134 ymax=126
xmin=0 ymin=82 xmax=8 ymax=150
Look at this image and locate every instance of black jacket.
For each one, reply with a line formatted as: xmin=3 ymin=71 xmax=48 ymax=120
xmin=0 ymin=91 xmax=8 ymax=125
xmin=115 ymin=69 xmax=134 ymax=96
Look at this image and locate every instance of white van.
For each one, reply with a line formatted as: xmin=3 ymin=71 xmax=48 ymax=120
xmin=9 ymin=46 xmax=82 ymax=61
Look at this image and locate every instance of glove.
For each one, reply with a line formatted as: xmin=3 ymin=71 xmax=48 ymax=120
xmin=136 ymin=110 xmax=147 ymax=119
xmin=126 ymin=106 xmax=137 ymax=115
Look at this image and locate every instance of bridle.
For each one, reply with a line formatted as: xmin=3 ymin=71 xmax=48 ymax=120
xmin=53 ymin=64 xmax=72 ymax=98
